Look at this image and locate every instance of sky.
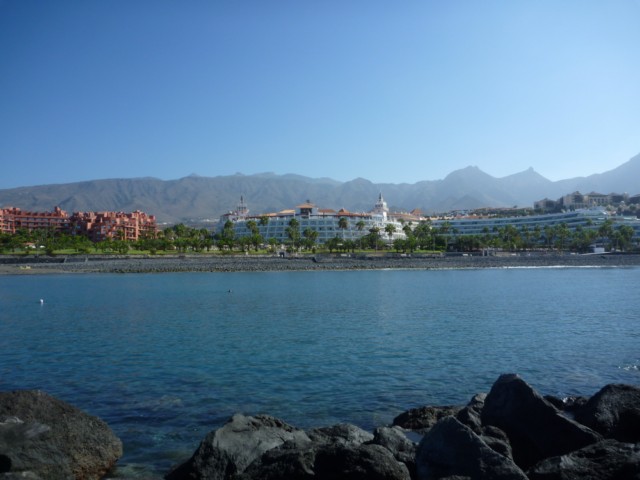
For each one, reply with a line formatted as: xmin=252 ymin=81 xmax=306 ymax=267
xmin=1 ymin=1 xmax=639 ymax=189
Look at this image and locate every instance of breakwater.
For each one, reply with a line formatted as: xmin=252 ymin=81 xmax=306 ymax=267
xmin=1 ymin=252 xmax=640 ymax=274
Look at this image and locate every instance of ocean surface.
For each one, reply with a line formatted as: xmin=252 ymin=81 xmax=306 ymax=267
xmin=1 ymin=267 xmax=639 ymax=477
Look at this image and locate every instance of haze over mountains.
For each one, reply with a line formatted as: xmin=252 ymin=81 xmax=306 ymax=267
xmin=1 ymin=153 xmax=639 ymax=224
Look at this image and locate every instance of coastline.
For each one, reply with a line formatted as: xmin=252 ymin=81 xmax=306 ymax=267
xmin=1 ymin=252 xmax=640 ymax=275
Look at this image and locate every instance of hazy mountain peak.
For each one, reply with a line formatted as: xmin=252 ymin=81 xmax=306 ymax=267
xmin=1 ymin=154 xmax=638 ymax=223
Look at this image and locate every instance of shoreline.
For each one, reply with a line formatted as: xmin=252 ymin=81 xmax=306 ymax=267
xmin=1 ymin=252 xmax=640 ymax=275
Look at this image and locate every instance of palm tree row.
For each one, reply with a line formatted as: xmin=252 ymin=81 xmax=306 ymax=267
xmin=2 ymin=217 xmax=636 ymax=256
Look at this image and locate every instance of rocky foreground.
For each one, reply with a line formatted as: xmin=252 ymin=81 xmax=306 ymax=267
xmin=1 ymin=374 xmax=639 ymax=479
xmin=1 ymin=252 xmax=640 ymax=275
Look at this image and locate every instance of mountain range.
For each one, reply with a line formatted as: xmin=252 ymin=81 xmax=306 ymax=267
xmin=1 ymin=153 xmax=639 ymax=224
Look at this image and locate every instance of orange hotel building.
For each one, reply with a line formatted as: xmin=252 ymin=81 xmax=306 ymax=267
xmin=0 ymin=206 xmax=157 ymax=242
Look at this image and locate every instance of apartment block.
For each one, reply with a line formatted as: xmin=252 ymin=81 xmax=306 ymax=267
xmin=0 ymin=206 xmax=157 ymax=241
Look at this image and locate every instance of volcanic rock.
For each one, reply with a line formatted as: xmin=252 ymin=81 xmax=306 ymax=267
xmin=574 ymin=384 xmax=640 ymax=442
xmin=527 ymin=439 xmax=640 ymax=480
xmin=165 ymin=413 xmax=310 ymax=480
xmin=481 ymin=373 xmax=602 ymax=469
xmin=0 ymin=390 xmax=122 ymax=480
xmin=393 ymin=405 xmax=461 ymax=433
xmin=415 ymin=416 xmax=527 ymax=480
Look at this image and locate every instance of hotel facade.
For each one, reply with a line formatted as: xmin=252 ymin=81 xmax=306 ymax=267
xmin=218 ymin=195 xmax=640 ymax=247
xmin=0 ymin=206 xmax=157 ymax=241
xmin=218 ymin=194 xmax=407 ymax=245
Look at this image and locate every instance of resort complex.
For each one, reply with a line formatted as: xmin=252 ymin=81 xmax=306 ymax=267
xmin=2 ymin=189 xmax=640 ymax=253
xmin=217 ymin=194 xmax=406 ymax=246
xmin=0 ymin=206 xmax=157 ymax=241
xmin=217 ymin=193 xmax=640 ymax=252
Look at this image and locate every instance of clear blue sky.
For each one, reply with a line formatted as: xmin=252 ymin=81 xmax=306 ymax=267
xmin=1 ymin=0 xmax=639 ymax=189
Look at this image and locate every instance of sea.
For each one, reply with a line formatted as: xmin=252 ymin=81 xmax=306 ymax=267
xmin=1 ymin=267 xmax=639 ymax=477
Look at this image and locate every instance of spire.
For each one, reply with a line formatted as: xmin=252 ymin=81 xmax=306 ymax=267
xmin=236 ymin=195 xmax=249 ymax=217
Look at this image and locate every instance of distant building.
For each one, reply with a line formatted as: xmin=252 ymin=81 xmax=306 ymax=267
xmin=0 ymin=206 xmax=71 ymax=234
xmin=0 ymin=206 xmax=157 ymax=241
xmin=535 ymin=191 xmax=631 ymax=212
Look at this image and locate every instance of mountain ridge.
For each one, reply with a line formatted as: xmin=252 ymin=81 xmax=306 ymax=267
xmin=1 ymin=154 xmax=638 ymax=224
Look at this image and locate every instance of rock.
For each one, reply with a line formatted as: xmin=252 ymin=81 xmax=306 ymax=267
xmin=235 ymin=445 xmax=316 ymax=480
xmin=165 ymin=413 xmax=310 ymax=480
xmin=307 ymin=423 xmax=374 ymax=445
xmin=480 ymin=425 xmax=513 ymax=460
xmin=574 ymin=384 xmax=640 ymax=442
xmin=456 ymin=393 xmax=486 ymax=434
xmin=370 ymin=426 xmax=417 ymax=477
xmin=314 ymin=443 xmax=411 ymax=480
xmin=543 ymin=395 xmax=589 ymax=413
xmin=0 ymin=390 xmax=122 ymax=480
xmin=481 ymin=374 xmax=601 ymax=469
xmin=238 ymin=442 xmax=411 ymax=480
xmin=393 ymin=405 xmax=461 ymax=433
xmin=527 ymin=439 xmax=640 ymax=480
xmin=415 ymin=416 xmax=528 ymax=480
xmin=234 ymin=422 xmax=411 ymax=480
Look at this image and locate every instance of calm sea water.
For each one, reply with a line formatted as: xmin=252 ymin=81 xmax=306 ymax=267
xmin=1 ymin=267 xmax=639 ymax=476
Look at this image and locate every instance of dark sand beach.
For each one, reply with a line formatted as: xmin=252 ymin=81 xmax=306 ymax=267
xmin=1 ymin=252 xmax=639 ymax=275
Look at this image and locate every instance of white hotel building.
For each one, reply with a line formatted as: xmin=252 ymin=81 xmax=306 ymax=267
xmin=218 ymin=194 xmax=406 ymax=245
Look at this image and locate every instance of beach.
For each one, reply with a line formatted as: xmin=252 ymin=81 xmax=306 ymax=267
xmin=1 ymin=252 xmax=639 ymax=275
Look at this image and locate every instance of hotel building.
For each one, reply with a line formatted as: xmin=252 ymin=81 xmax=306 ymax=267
xmin=0 ymin=206 xmax=157 ymax=241
xmin=218 ymin=194 xmax=406 ymax=245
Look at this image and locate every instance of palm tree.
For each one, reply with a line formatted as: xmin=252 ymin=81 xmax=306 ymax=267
xmin=555 ymin=223 xmax=570 ymax=252
xmin=598 ymin=219 xmax=614 ymax=249
xmin=246 ymin=220 xmax=258 ymax=235
xmin=303 ymin=228 xmax=318 ymax=251
xmin=338 ymin=217 xmax=349 ymax=239
xmin=369 ymin=226 xmax=381 ymax=251
xmin=384 ymin=224 xmax=396 ymax=245
xmin=286 ymin=218 xmax=301 ymax=251
xmin=439 ymin=221 xmax=451 ymax=251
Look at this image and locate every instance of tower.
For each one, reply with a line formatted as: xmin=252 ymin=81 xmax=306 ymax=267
xmin=236 ymin=195 xmax=249 ymax=219
xmin=372 ymin=193 xmax=388 ymax=219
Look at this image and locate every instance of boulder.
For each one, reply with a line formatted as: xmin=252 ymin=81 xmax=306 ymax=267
xmin=307 ymin=423 xmax=374 ymax=445
xmin=527 ymin=439 xmax=640 ymax=480
xmin=235 ymin=423 xmax=411 ymax=480
xmin=481 ymin=374 xmax=601 ymax=469
xmin=453 ymin=392 xmax=514 ymax=459
xmin=415 ymin=416 xmax=528 ymax=480
xmin=314 ymin=443 xmax=411 ymax=480
xmin=165 ymin=413 xmax=310 ymax=480
xmin=0 ymin=390 xmax=122 ymax=480
xmin=371 ymin=426 xmax=417 ymax=477
xmin=574 ymin=384 xmax=640 ymax=442
xmin=237 ymin=441 xmax=411 ymax=480
xmin=455 ymin=393 xmax=486 ymax=434
xmin=480 ymin=425 xmax=513 ymax=460
xmin=393 ymin=405 xmax=461 ymax=433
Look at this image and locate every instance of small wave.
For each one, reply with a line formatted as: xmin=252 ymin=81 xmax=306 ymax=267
xmin=620 ymin=363 xmax=640 ymax=372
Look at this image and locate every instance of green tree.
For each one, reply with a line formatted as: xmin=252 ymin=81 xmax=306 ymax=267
xmin=338 ymin=217 xmax=349 ymax=239
xmin=598 ymin=219 xmax=615 ymax=248
xmin=555 ymin=223 xmax=570 ymax=252
xmin=613 ymin=224 xmax=634 ymax=251
xmin=303 ymin=228 xmax=318 ymax=251
xmin=438 ymin=221 xmax=451 ymax=251
xmin=325 ymin=236 xmax=341 ymax=253
xmin=384 ymin=223 xmax=397 ymax=245
xmin=286 ymin=218 xmax=301 ymax=251
xmin=369 ymin=226 xmax=381 ymax=251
